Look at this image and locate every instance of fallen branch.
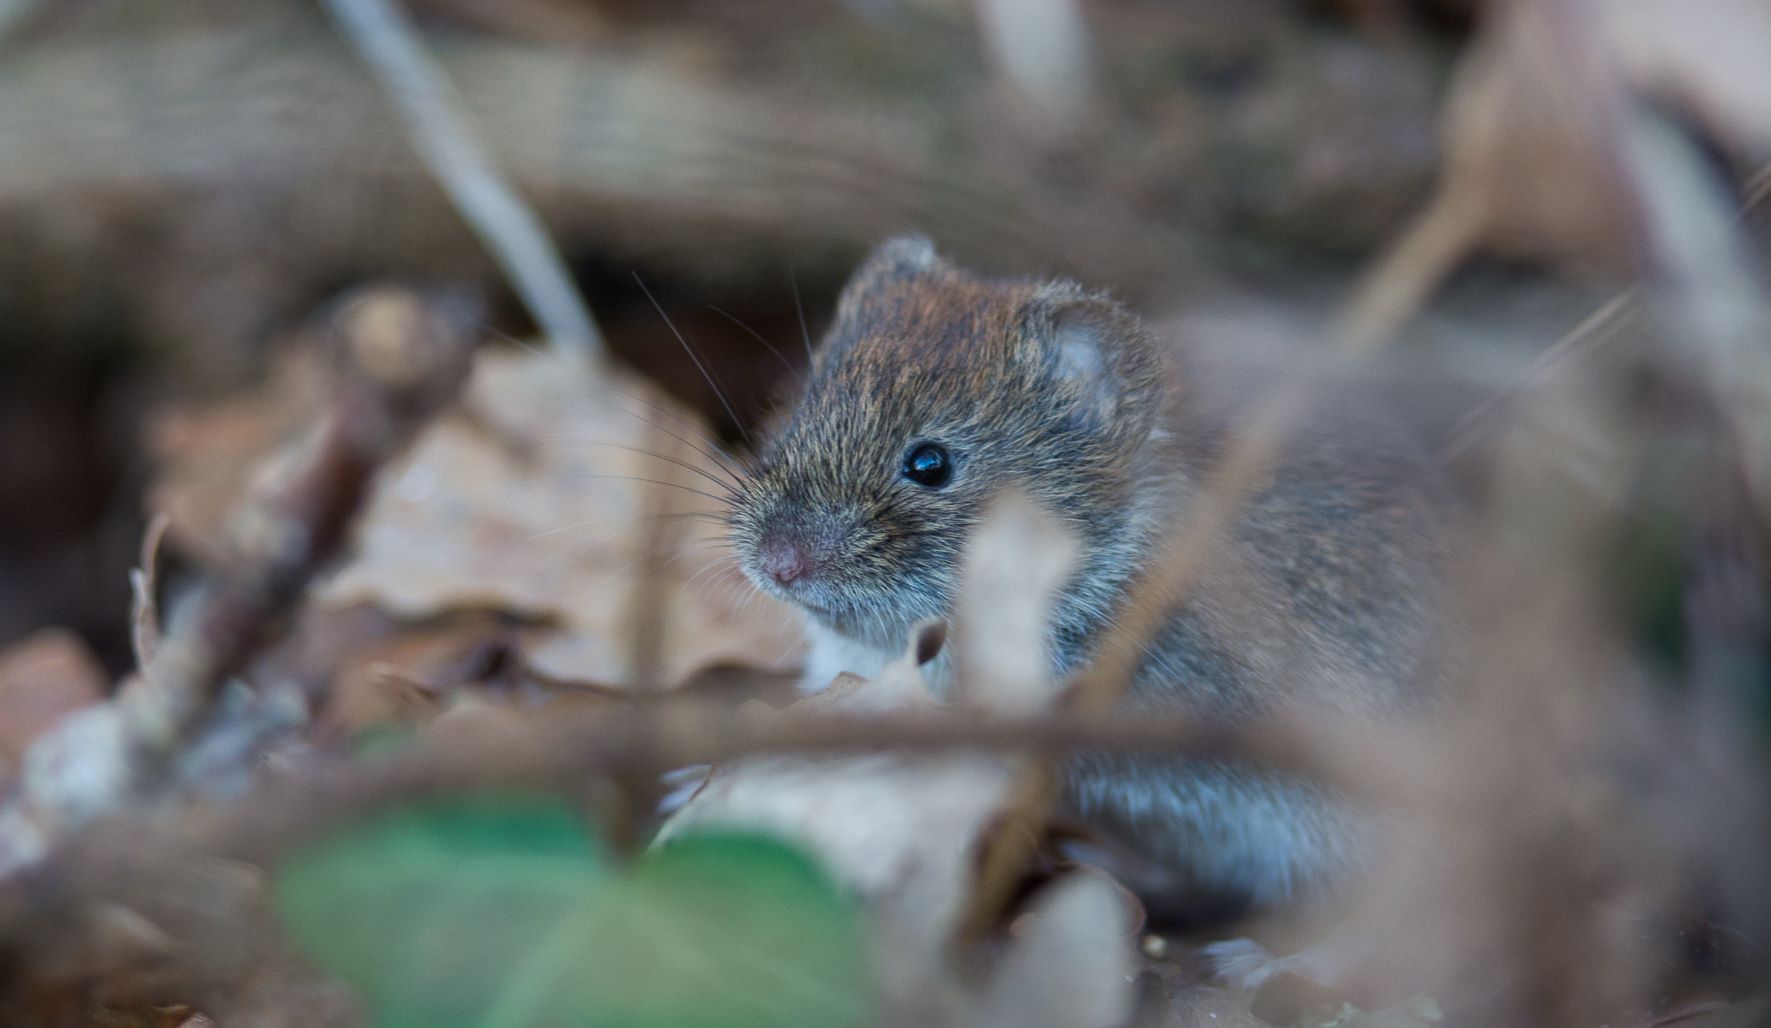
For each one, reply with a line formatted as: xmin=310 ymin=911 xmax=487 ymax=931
xmin=320 ymin=0 xmax=602 ymax=363
xmin=0 ymin=698 xmax=1353 ymax=956
xmin=0 ymin=694 xmax=1369 ymax=1019
xmin=0 ymin=288 xmax=479 ymax=880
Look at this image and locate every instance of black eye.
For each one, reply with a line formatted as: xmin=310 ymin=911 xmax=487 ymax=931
xmin=902 ymin=442 xmax=953 ymax=488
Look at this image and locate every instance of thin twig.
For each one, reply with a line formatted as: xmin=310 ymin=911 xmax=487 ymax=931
xmin=320 ymin=0 xmax=602 ymax=363
xmin=1334 ymin=183 xmax=1487 ymax=353
xmin=0 ymin=288 xmax=479 ymax=880
xmin=33 ymin=702 xmax=1332 ymax=885
xmin=128 ymin=512 xmax=172 ymax=671
xmin=1441 ymin=155 xmax=1771 ymax=463
xmin=0 ymin=699 xmax=1363 ymax=981
xmin=1439 ymin=290 xmax=1637 ymax=462
xmin=1066 ymin=333 xmax=1398 ymax=709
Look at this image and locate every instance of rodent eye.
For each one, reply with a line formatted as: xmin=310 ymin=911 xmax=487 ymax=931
xmin=902 ymin=442 xmax=953 ymax=488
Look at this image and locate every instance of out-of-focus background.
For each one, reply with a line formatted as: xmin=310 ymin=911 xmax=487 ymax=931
xmin=1 ymin=1 xmax=1769 ymax=1026
xmin=0 ymin=0 xmax=1496 ymax=667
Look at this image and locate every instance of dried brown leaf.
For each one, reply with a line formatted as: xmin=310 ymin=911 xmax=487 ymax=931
xmin=1447 ymin=0 xmax=1771 ymax=265
xmin=152 ymin=343 xmax=804 ymax=694
xmin=319 ymin=349 xmax=803 ymax=689
xmin=1342 ymin=0 xmax=1771 ymax=342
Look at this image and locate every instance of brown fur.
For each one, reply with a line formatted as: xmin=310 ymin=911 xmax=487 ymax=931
xmin=729 ymin=237 xmax=1455 ymax=916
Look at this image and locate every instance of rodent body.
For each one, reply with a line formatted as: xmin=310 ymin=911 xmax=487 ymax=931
xmin=730 ymin=236 xmax=1451 ymax=916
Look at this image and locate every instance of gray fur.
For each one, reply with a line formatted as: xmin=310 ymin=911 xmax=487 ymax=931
xmin=729 ymin=237 xmax=1452 ymax=917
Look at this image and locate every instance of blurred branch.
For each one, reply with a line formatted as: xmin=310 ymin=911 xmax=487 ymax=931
xmin=321 ymin=0 xmax=602 ymax=363
xmin=0 ymin=29 xmax=1232 ymax=319
xmin=1444 ymin=153 xmax=1771 ymax=462
xmin=0 ymin=289 xmax=479 ymax=881
xmin=1609 ymin=100 xmax=1771 ymax=507
xmin=1065 ymin=328 xmax=1399 ymax=710
xmin=127 ymin=512 xmax=171 ymax=671
xmin=215 ymin=703 xmax=1340 ymax=860
xmin=1334 ymin=184 xmax=1487 ymax=354
xmin=0 ymin=693 xmax=1400 ymax=972
xmin=973 ymin=0 xmax=1094 ymax=128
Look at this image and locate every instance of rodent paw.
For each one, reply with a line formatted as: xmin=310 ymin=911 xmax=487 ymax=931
xmin=655 ymin=763 xmax=712 ymax=816
xmin=1202 ymin=937 xmax=1296 ymax=991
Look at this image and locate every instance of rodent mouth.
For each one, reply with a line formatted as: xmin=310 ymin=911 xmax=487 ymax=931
xmin=762 ymin=581 xmax=852 ymax=627
xmin=736 ymin=548 xmax=886 ymax=630
xmin=737 ymin=560 xmax=837 ymax=619
xmin=782 ymin=591 xmax=845 ymax=624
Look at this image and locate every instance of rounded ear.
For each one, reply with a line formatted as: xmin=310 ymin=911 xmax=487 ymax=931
xmin=1029 ymin=284 xmax=1162 ymax=437
xmin=851 ymin=234 xmax=940 ymax=282
xmin=828 ymin=234 xmax=945 ymax=331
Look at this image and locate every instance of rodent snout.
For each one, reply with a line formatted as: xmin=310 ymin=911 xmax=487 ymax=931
xmin=756 ymin=533 xmax=815 ymax=586
xmin=746 ymin=511 xmax=857 ymax=594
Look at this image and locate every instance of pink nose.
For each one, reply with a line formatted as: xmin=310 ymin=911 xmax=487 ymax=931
xmin=757 ymin=536 xmax=814 ymax=586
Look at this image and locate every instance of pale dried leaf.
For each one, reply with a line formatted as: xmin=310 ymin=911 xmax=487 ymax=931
xmin=316 ymin=349 xmax=804 ymax=688
xmin=1441 ymin=0 xmax=1771 ymax=266
xmin=149 ymin=346 xmax=802 ymax=693
xmin=968 ymin=871 xmax=1138 ymax=1028
xmin=659 ymin=628 xmax=1022 ymax=1016
xmin=952 ymin=492 xmax=1077 ymax=713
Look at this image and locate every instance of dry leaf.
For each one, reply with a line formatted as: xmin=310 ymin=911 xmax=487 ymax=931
xmin=319 ymin=349 xmax=804 ymax=689
xmin=965 ymin=871 xmax=1138 ymax=1028
xmin=1342 ymin=0 xmax=1771 ymax=342
xmin=658 ymin=623 xmax=1024 ymax=1020
xmin=151 ymin=342 xmax=804 ymax=694
xmin=1445 ymin=0 xmax=1771 ymax=265
xmin=951 ymin=491 xmax=1077 ymax=713
xmin=146 ymin=350 xmax=329 ymax=561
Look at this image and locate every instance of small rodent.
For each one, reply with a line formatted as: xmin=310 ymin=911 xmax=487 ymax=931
xmin=729 ymin=236 xmax=1451 ymax=918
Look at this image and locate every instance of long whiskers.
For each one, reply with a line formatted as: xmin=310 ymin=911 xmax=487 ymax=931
xmin=536 ymin=473 xmax=738 ymax=509
xmin=480 ymin=319 xmax=751 ymax=475
xmin=523 ymin=507 xmax=726 ymax=545
xmin=678 ymin=554 xmax=747 ymax=599
xmin=706 ymin=304 xmax=804 ymax=382
xmin=787 ymin=263 xmax=816 ymax=365
xmin=546 ymin=438 xmax=742 ymax=497
xmin=633 ymin=272 xmax=755 ymax=449
xmin=605 ymin=397 xmax=753 ymax=481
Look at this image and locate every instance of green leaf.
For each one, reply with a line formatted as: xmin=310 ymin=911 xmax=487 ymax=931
xmin=274 ymin=795 xmax=611 ymax=1026
xmin=273 ymin=796 xmax=869 ymax=1028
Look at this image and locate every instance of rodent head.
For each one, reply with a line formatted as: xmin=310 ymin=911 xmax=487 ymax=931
xmin=730 ymin=236 xmax=1166 ymax=650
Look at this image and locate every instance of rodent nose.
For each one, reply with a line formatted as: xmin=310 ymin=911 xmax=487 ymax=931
xmin=757 ymin=535 xmax=814 ymax=586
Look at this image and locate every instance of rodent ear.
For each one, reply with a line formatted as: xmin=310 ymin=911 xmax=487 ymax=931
xmin=828 ymin=235 xmax=945 ymax=334
xmin=853 ymin=234 xmax=940 ymax=281
xmin=1033 ymin=286 xmax=1161 ymax=435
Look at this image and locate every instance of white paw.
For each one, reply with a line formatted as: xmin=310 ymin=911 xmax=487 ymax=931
xmin=1203 ymin=937 xmax=1297 ymax=991
xmin=655 ymin=763 xmax=712 ymax=815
